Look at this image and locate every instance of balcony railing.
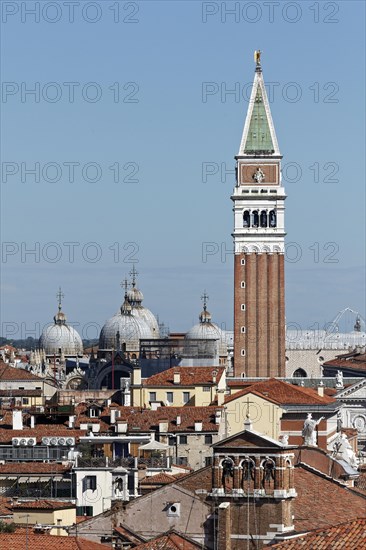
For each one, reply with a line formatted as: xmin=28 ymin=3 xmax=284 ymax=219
xmin=77 ymin=456 xmax=170 ymax=469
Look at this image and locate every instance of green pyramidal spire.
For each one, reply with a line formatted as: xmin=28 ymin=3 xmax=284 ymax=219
xmin=244 ymin=87 xmax=274 ymax=153
xmin=238 ymin=55 xmax=280 ymax=157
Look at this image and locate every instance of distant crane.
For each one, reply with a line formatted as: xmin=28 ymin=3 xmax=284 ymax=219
xmin=325 ymin=307 xmax=366 ymax=337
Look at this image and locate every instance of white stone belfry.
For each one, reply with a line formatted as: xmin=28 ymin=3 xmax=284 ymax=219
xmin=232 ymin=56 xmax=286 ymax=254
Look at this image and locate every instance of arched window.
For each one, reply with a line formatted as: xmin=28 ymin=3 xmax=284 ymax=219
xmin=260 ymin=210 xmax=267 ymax=228
xmin=221 ymin=457 xmax=234 ymax=490
xmin=241 ymin=458 xmax=255 ymax=491
xmin=269 ymin=210 xmax=277 ymax=227
xmin=243 ymin=210 xmax=250 ymax=228
xmin=261 ymin=458 xmax=275 ymax=489
xmin=252 ymin=210 xmax=259 ymax=228
xmin=293 ymin=368 xmax=307 ymax=378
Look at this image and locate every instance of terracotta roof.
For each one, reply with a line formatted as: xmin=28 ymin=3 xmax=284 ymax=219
xmin=114 ymin=524 xmax=145 ymax=545
xmin=227 ymin=380 xmax=253 ymax=388
xmin=143 ymin=366 xmax=225 ymax=387
xmin=0 ymin=496 xmax=13 ymax=516
xmin=324 ymin=352 xmax=366 ymax=372
xmin=0 ymin=532 xmax=109 ymax=549
xmin=133 ymin=529 xmax=202 ymax=549
xmin=114 ymin=406 xmax=222 ymax=433
xmin=0 ymin=463 xmax=72 ymax=475
xmin=0 ymin=363 xmax=42 ymax=381
xmin=140 ymin=472 xmax=187 ymax=486
xmin=266 ymin=518 xmax=366 ymax=549
xmin=225 ymin=378 xmax=336 ymax=406
xmin=13 ymin=499 xmax=75 ymax=510
xmin=293 ymin=466 xmax=366 ymax=532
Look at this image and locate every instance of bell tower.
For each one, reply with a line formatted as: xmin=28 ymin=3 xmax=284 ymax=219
xmin=232 ymin=51 xmax=286 ymax=378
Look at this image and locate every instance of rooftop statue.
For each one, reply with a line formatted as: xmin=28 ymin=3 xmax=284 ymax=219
xmin=302 ymin=413 xmax=324 ymax=446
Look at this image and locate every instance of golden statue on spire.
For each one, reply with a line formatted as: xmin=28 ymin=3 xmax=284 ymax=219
xmin=254 ymin=50 xmax=261 ymax=66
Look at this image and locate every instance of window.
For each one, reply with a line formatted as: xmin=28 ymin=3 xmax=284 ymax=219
xmin=293 ymin=368 xmax=307 ymax=378
xmin=149 ymin=392 xmax=157 ymax=402
xmin=269 ymin=210 xmax=277 ymax=227
xmin=76 ymin=506 xmax=93 ymax=517
xmin=168 ymin=435 xmax=176 ymax=446
xmin=260 ymin=210 xmax=268 ymax=228
xmin=166 ymin=392 xmax=173 ymax=404
xmin=241 ymin=259 xmax=246 ymax=265
xmin=243 ymin=210 xmax=250 ymax=227
xmin=203 ymin=386 xmax=210 ymax=392
xmin=18 ymin=387 xmax=24 ymax=390
xmin=83 ymin=475 xmax=97 ymax=492
xmin=252 ymin=210 xmax=259 ymax=227
xmin=241 ymin=281 xmax=245 ymax=288
xmin=179 ymin=435 xmax=187 ymax=444
xmin=241 ymin=304 xmax=246 ymax=311
xmin=205 ymin=435 xmax=213 ymax=445
xmin=89 ymin=408 xmax=99 ymax=418
xmin=183 ymin=392 xmax=190 ymax=404
xmin=241 ymin=326 xmax=246 ymax=333
xmin=205 ymin=456 xmax=213 ymax=466
xmin=22 ymin=398 xmax=29 ymax=405
xmin=241 ymin=349 xmax=246 ymax=356
xmin=176 ymin=456 xmax=188 ymax=465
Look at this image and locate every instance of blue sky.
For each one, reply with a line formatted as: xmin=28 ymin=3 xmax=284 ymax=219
xmin=1 ymin=0 xmax=365 ymax=340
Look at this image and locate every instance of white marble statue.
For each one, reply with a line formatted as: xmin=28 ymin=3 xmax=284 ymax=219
xmin=302 ymin=413 xmax=324 ymax=446
xmin=336 ymin=370 xmax=344 ymax=388
xmin=333 ymin=434 xmax=359 ymax=469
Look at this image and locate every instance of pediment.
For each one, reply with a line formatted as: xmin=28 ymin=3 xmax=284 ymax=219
xmin=213 ymin=429 xmax=282 ymax=450
xmin=337 ymin=379 xmax=366 ymax=400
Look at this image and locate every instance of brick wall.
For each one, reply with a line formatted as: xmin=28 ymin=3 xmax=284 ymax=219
xmin=234 ymin=253 xmax=285 ymax=378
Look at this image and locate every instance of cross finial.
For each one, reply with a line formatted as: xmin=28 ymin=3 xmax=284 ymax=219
xmin=56 ymin=287 xmax=64 ymax=311
xmin=254 ymin=49 xmax=261 ymax=66
xmin=201 ymin=290 xmax=209 ymax=311
xmin=120 ymin=278 xmax=129 ymax=294
xmin=129 ymin=265 xmax=139 ymax=287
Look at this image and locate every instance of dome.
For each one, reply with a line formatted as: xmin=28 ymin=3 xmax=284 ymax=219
xmin=127 ymin=286 xmax=144 ymax=305
xmin=39 ymin=309 xmax=83 ymax=356
xmin=125 ymin=270 xmax=159 ymax=338
xmin=130 ymin=306 xmax=160 ymax=338
xmin=185 ymin=293 xmax=225 ymax=341
xmin=99 ymin=311 xmax=154 ymax=350
xmin=185 ymin=321 xmax=224 ymax=341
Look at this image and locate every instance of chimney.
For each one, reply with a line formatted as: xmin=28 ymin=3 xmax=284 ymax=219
xmin=212 ymin=369 xmax=218 ymax=384
xmin=69 ymin=415 xmax=75 ymax=429
xmin=215 ymin=409 xmax=222 ymax=425
xmin=318 ymin=382 xmax=324 ymax=397
xmin=132 ymin=365 xmax=141 ymax=386
xmin=12 ymin=410 xmax=23 ymax=430
xmin=159 ymin=419 xmax=169 ymax=433
xmin=217 ymin=502 xmax=231 ymax=550
xmin=216 ymin=390 xmax=225 ymax=406
xmin=30 ymin=415 xmax=35 ymax=429
xmin=110 ymin=408 xmax=117 ymax=424
xmin=116 ymin=419 xmax=128 ymax=433
xmin=173 ymin=371 xmax=180 ymax=385
xmin=194 ymin=421 xmax=203 ymax=432
xmin=176 ymin=415 xmax=181 ymax=426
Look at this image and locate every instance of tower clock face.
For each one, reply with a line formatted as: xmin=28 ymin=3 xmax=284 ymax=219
xmin=239 ymin=163 xmax=279 ymax=185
